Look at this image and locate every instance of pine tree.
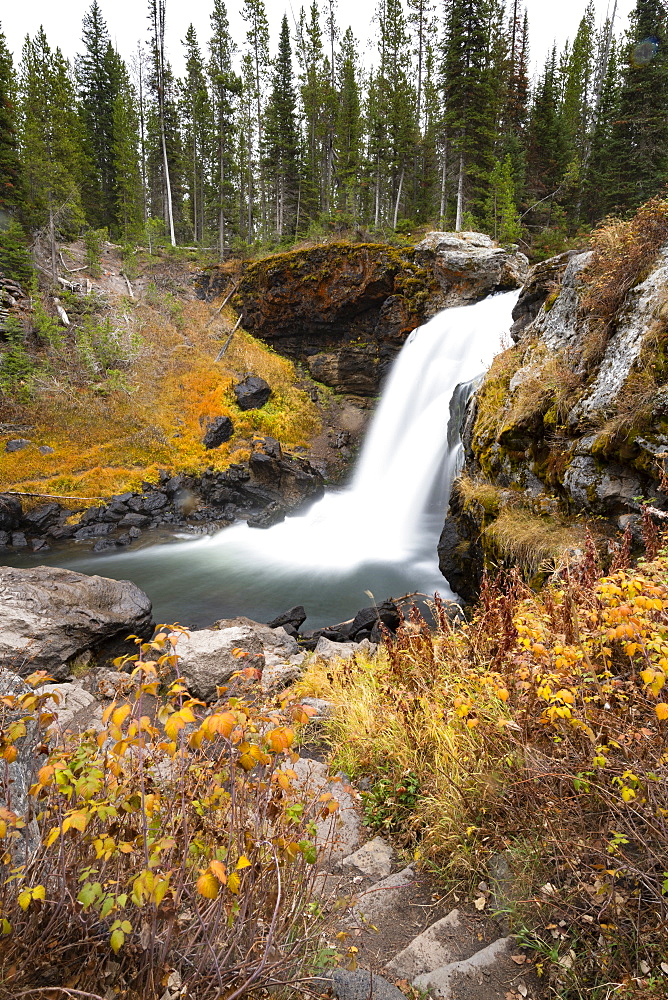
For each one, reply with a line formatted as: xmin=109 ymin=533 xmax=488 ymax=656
xmin=263 ymin=15 xmax=299 ymax=238
xmin=180 ymin=25 xmax=210 ymax=244
xmin=208 ymin=1 xmax=241 ymax=255
xmin=583 ymin=38 xmax=621 ymax=221
xmin=333 ymin=27 xmax=363 ymax=221
xmin=0 ymin=23 xmax=21 ymax=216
xmin=485 ymin=154 xmax=522 ymax=243
xmin=525 ymin=47 xmax=568 ymax=221
xmin=19 ymin=27 xmax=85 ymax=269
xmin=242 ymin=0 xmax=270 ymax=236
xmin=148 ymin=0 xmax=176 ymax=244
xmin=78 ymin=2 xmax=123 ymax=228
xmin=112 ymin=64 xmax=143 ymax=239
xmin=441 ymin=0 xmax=499 ymax=228
xmin=607 ymin=0 xmax=668 ymax=211
xmin=562 ymin=3 xmax=596 ymax=163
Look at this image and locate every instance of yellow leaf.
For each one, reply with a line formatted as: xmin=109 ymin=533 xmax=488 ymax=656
xmin=154 ymin=879 xmax=170 ymax=906
xmin=45 ymin=826 xmax=61 ymax=847
xmin=227 ymin=872 xmax=240 ymax=895
xmin=276 ymin=772 xmax=291 ymax=792
xmin=640 ymin=669 xmax=656 ymax=687
xmin=63 ymin=811 xmax=88 ymax=833
xmin=112 ymin=705 xmax=132 ymax=728
xmin=235 ymin=855 xmax=251 ymax=870
xmin=164 ymin=715 xmax=185 ymax=742
xmin=496 ymin=688 xmax=510 ymax=703
xmin=656 ymin=703 xmax=668 ymax=721
xmin=196 ymin=872 xmax=220 ymax=899
xmin=18 ymin=890 xmax=31 ymax=911
xmin=110 ymin=928 xmax=125 ymax=954
xmin=32 ymin=885 xmax=45 ymax=901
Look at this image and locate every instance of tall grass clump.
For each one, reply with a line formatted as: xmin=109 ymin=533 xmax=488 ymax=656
xmin=296 ymin=539 xmax=668 ymax=997
xmin=0 ymin=629 xmax=332 ymax=999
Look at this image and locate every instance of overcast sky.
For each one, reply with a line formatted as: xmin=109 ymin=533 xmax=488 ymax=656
xmin=1 ymin=1 xmax=636 ymax=79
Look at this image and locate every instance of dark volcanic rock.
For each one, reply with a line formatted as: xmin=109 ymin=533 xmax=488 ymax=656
xmin=267 ymin=605 xmax=307 ymax=630
xmin=0 ymin=565 xmax=153 ymax=679
xmin=0 ymin=494 xmax=23 ymax=531
xmin=234 ymin=374 xmax=272 ymax=410
xmin=23 ymin=502 xmax=64 ymax=533
xmin=203 ymin=415 xmax=234 ymax=449
xmin=246 ymin=502 xmax=286 ymax=528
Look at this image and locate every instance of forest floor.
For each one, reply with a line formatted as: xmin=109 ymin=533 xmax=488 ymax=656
xmin=0 ymin=241 xmax=361 ymax=505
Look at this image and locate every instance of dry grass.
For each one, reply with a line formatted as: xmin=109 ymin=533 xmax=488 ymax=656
xmin=580 ymin=197 xmax=668 ymax=367
xmin=484 ymin=507 xmax=586 ymax=578
xmin=293 ymin=545 xmax=668 ymax=997
xmin=0 ymin=290 xmax=321 ymax=502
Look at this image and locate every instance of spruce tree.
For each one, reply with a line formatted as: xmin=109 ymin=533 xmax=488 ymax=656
xmin=607 ymin=0 xmax=668 ymax=211
xmin=263 ymin=15 xmax=299 ymax=238
xmin=441 ymin=0 xmax=499 ymax=228
xmin=333 ymin=27 xmax=363 ymax=221
xmin=241 ymin=0 xmax=270 ymax=235
xmin=78 ymin=2 xmax=121 ymax=228
xmin=485 ymin=154 xmax=522 ymax=243
xmin=181 ymin=25 xmax=211 ymax=244
xmin=583 ymin=39 xmax=621 ymax=221
xmin=208 ymin=1 xmax=241 ymax=255
xmin=525 ymin=48 xmax=568 ymax=221
xmin=19 ymin=28 xmax=85 ymax=257
xmin=0 ymin=23 xmax=21 ymax=216
xmin=112 ymin=64 xmax=143 ymax=239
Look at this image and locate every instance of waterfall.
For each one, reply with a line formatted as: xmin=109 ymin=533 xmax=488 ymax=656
xmin=43 ymin=291 xmax=519 ymax=627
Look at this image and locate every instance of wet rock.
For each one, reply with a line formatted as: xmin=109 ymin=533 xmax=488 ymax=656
xmin=176 ymin=626 xmax=265 ymax=701
xmin=267 ymin=605 xmax=307 ymax=630
xmin=118 ymin=512 xmax=151 ymax=528
xmin=247 ymin=501 xmax=285 ymax=528
xmin=5 ymin=438 xmax=30 ymax=452
xmin=349 ymin=600 xmax=401 ymax=639
xmin=0 ymin=494 xmax=23 ymax=531
xmin=10 ymin=532 xmax=27 ymax=548
xmin=74 ymin=522 xmax=114 ymax=541
xmin=203 ymin=415 xmax=234 ymax=449
xmin=30 ymin=538 xmax=50 ymax=552
xmin=0 ymin=565 xmax=153 ymax=679
xmin=233 ymin=374 xmax=272 ymax=410
xmin=23 ymin=502 xmax=64 ymax=533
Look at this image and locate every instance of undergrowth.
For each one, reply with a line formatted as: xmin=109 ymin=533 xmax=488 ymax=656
xmin=296 ymin=537 xmax=668 ymax=998
xmin=0 ymin=629 xmax=333 ymax=998
xmin=0 ymin=253 xmax=320 ymax=500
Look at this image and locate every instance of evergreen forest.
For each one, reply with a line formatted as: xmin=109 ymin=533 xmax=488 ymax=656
xmin=2 ymin=0 xmax=668 ymax=261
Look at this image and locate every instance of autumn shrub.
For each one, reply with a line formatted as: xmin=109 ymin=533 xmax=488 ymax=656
xmin=297 ymin=555 xmax=668 ymax=996
xmin=0 ymin=629 xmax=334 ymax=999
xmin=580 ymin=197 xmax=668 ymax=367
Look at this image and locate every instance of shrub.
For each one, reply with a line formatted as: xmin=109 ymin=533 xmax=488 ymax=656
xmin=0 ymin=629 xmax=331 ymax=998
xmin=298 ymin=550 xmax=668 ymax=996
xmin=0 ymin=220 xmax=34 ymax=287
xmin=83 ymin=227 xmax=107 ymax=278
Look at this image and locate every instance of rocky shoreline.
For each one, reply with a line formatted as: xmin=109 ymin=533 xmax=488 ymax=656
xmin=0 ymin=434 xmax=325 ymax=557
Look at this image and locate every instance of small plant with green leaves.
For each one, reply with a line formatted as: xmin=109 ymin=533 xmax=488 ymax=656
xmin=0 ymin=627 xmax=334 ymax=997
xmin=83 ymin=227 xmax=107 ymax=277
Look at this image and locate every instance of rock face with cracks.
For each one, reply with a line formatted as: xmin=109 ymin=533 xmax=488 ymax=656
xmin=198 ymin=233 xmax=527 ymax=396
xmin=0 ymin=566 xmax=153 ymax=679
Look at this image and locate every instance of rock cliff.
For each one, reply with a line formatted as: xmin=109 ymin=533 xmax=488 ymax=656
xmin=440 ymin=227 xmax=668 ymax=596
xmin=199 ymin=233 xmax=528 ymax=396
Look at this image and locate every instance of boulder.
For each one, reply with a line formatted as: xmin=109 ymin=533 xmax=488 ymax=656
xmin=0 ymin=494 xmax=23 ymax=531
xmin=267 ymin=605 xmax=307 ymax=631
xmin=23 ymin=501 xmax=64 ymax=533
xmin=203 ymin=415 xmax=234 ymax=449
xmin=175 ymin=626 xmax=265 ymax=701
xmin=233 ymin=374 xmax=272 ymax=410
xmin=0 ymin=566 xmax=153 ymax=680
xmin=5 ymin=438 xmax=30 ymax=452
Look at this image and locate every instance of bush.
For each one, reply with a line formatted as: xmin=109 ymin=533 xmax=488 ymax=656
xmin=298 ymin=544 xmax=668 ymax=996
xmin=0 ymin=316 xmax=37 ymax=399
xmin=83 ymin=227 xmax=107 ymax=278
xmin=0 ymin=628 xmax=330 ymax=997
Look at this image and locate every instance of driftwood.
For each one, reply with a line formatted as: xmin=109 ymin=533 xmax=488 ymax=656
xmin=121 ymin=272 xmax=134 ymax=298
xmin=53 ymin=298 xmax=70 ymax=326
xmin=5 ymin=490 xmax=105 ymax=502
xmin=205 ymin=283 xmax=238 ymax=328
xmin=214 ymin=315 xmax=243 ymax=362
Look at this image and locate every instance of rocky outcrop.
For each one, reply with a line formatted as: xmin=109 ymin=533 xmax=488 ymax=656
xmin=198 ymin=234 xmax=528 ymax=396
xmin=440 ymin=238 xmax=668 ymax=598
xmin=0 ymin=566 xmax=153 ymax=679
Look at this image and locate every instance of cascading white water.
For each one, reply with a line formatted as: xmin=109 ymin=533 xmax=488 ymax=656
xmin=17 ymin=291 xmax=518 ymax=626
